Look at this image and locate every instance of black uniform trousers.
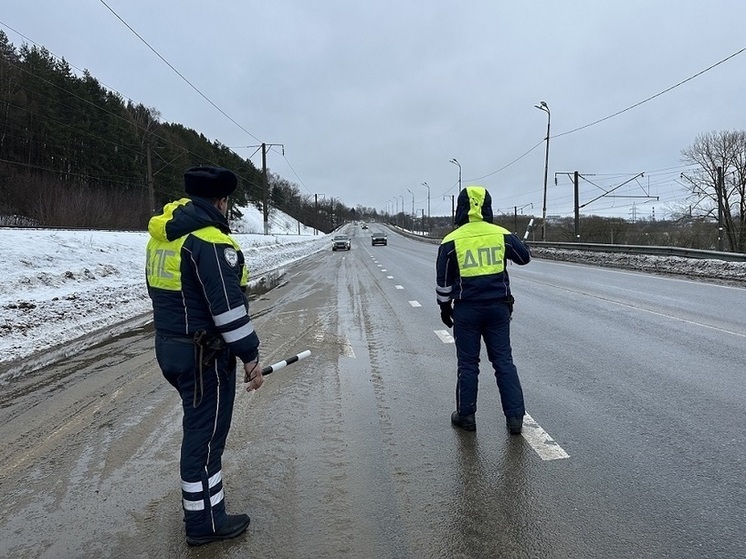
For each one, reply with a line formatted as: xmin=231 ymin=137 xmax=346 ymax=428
xmin=452 ymin=300 xmax=525 ymax=418
xmin=155 ymin=332 xmax=236 ymax=537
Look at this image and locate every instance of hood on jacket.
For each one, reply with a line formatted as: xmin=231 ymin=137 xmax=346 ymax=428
xmin=148 ymin=196 xmax=230 ymax=243
xmin=454 ymin=186 xmax=494 ymax=226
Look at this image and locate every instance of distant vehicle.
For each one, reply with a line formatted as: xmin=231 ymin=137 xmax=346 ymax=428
xmin=371 ymin=232 xmax=387 ymax=246
xmin=361 ymin=224 xmax=368 ymax=229
xmin=332 ymin=235 xmax=351 ymax=251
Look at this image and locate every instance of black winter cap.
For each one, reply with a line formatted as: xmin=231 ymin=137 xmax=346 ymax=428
xmin=184 ymin=166 xmax=237 ymax=198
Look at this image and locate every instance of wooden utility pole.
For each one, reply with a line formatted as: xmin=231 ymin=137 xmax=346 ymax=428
xmin=247 ymin=142 xmax=284 ymax=234
xmin=513 ymin=203 xmax=533 ymax=235
xmin=717 ymin=165 xmax=724 ymax=251
xmin=574 ymin=171 xmax=580 ymax=240
xmin=261 ymin=143 xmax=269 ymax=234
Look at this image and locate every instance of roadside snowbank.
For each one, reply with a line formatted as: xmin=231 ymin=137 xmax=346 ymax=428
xmin=0 ymin=206 xmax=330 ymax=379
xmin=531 ymin=247 xmax=746 ymax=283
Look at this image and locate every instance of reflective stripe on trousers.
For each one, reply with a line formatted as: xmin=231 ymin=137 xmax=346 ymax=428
xmin=155 ymin=332 xmax=236 ymax=536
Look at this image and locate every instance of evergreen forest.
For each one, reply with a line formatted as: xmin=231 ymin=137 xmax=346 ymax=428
xmin=0 ymin=31 xmax=361 ymax=232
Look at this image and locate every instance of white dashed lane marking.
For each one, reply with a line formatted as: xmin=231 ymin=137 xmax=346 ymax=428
xmin=521 ymin=414 xmax=570 ymax=461
xmin=387 ymin=276 xmax=393 ymax=279
xmin=434 ymin=330 xmax=454 ymax=343
xmin=431 ymin=324 xmax=569 ymax=461
xmin=408 ymin=301 xmax=421 ymax=307
xmin=395 ymin=285 xmax=404 ymax=290
xmin=341 ymin=335 xmax=356 ymax=358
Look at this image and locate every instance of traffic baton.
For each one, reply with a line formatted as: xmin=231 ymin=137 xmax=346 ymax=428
xmin=262 ymin=350 xmax=311 ymax=376
xmin=522 ymin=218 xmax=535 ymax=241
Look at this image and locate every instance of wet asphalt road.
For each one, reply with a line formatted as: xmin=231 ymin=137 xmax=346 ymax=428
xmin=1 ymin=224 xmax=745 ymax=558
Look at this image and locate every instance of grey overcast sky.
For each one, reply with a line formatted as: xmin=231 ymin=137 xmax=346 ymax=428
xmin=3 ymin=1 xmax=745 ymax=220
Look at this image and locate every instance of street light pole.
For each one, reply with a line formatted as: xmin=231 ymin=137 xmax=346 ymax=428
xmin=535 ymin=101 xmax=550 ymax=241
xmin=421 ymin=182 xmax=430 ymax=233
xmin=406 ymin=188 xmax=415 ymax=231
xmin=449 ymin=158 xmax=462 ymax=191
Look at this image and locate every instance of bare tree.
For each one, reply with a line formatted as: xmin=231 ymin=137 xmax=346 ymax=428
xmin=681 ymin=130 xmax=746 ymax=252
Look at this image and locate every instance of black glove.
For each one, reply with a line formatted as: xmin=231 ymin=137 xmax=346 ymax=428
xmin=439 ymin=302 xmax=453 ymax=328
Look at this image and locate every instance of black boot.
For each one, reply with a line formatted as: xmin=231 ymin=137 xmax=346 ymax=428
xmin=186 ymin=513 xmax=251 ymax=546
xmin=451 ymin=411 xmax=476 ymax=431
xmin=506 ymin=416 xmax=523 ymax=435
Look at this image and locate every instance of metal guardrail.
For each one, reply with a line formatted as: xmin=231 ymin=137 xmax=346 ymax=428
xmin=526 ymin=241 xmax=746 ymax=263
xmin=386 ymin=225 xmax=746 ymax=262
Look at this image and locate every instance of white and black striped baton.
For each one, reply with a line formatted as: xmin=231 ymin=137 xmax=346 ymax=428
xmin=523 ymin=218 xmax=535 ymax=241
xmin=261 ymin=350 xmax=311 ymax=376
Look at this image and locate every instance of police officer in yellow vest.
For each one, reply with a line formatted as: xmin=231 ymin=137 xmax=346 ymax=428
xmin=146 ymin=166 xmax=263 ymax=545
xmin=436 ymin=186 xmax=531 ymax=434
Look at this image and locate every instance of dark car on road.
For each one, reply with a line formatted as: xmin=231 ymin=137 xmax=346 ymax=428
xmin=371 ymin=232 xmax=387 ymax=246
xmin=332 ymin=234 xmax=351 ymax=251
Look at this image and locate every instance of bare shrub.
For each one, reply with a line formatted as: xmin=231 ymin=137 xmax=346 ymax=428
xmin=18 ymin=175 xmax=150 ymax=229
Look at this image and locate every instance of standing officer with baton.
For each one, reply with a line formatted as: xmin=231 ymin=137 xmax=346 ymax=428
xmin=436 ymin=186 xmax=531 ymax=434
xmin=146 ymin=166 xmax=263 ymax=546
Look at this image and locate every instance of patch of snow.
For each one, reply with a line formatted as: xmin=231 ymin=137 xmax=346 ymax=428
xmin=0 ymin=205 xmax=330 ymax=379
xmin=531 ymin=247 xmax=746 ymax=283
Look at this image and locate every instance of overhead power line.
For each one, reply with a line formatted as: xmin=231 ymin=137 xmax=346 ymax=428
xmin=0 ymin=19 xmax=97 ymax=80
xmin=3 ymin=57 xmax=215 ymax=166
xmin=0 ymin=18 xmax=233 ymax=168
xmin=468 ymin=46 xmax=746 ymax=181
xmin=554 ymin=46 xmax=746 ymax=139
xmin=281 ymin=155 xmax=314 ymax=196
xmin=0 ymin=24 xmax=245 ymax=171
xmin=0 ymin=19 xmax=286 ymax=200
xmin=98 ymin=0 xmax=262 ymax=144
xmin=0 ymin=36 xmax=269 ymax=189
xmin=465 ymin=140 xmax=545 ymax=183
xmin=97 ymin=2 xmax=320 ymax=199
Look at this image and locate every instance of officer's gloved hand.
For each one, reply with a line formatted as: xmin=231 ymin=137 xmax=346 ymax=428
xmin=439 ymin=302 xmax=453 ymax=328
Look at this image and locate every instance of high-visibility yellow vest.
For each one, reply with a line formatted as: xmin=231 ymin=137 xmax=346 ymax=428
xmin=443 ymin=220 xmax=510 ymax=278
xmin=146 ymin=198 xmax=248 ymax=291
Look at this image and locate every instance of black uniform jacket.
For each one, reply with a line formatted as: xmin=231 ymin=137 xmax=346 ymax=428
xmin=146 ymin=196 xmax=259 ymax=363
